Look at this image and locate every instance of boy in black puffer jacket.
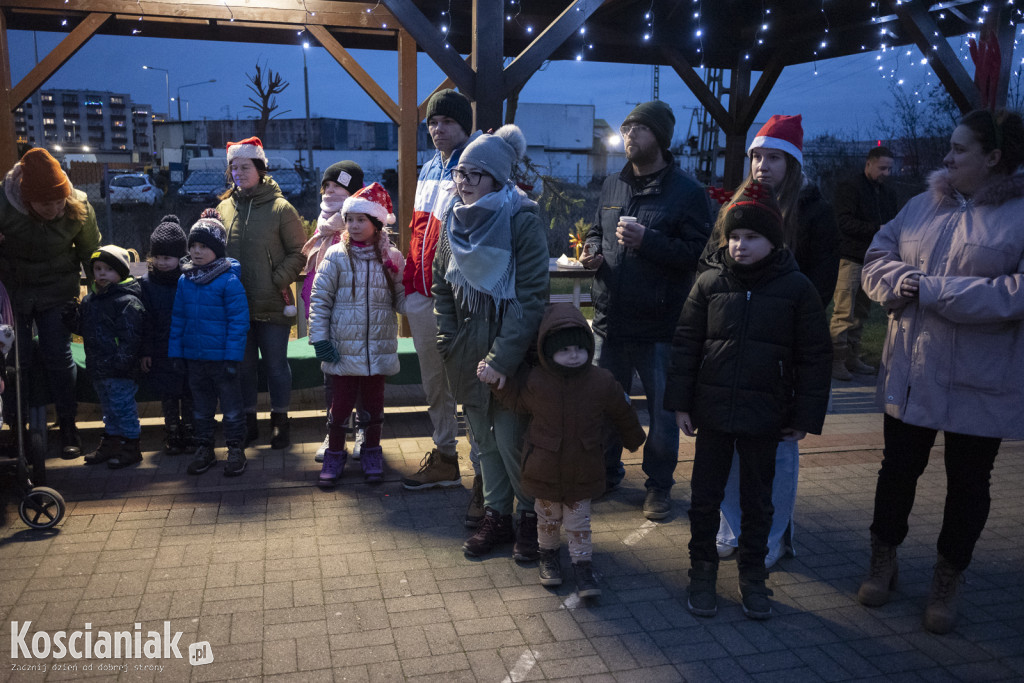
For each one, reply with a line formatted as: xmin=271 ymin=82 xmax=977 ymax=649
xmin=139 ymin=215 xmax=193 ymax=455
xmin=73 ymin=245 xmax=146 ymax=468
xmin=665 ymin=182 xmax=831 ymax=621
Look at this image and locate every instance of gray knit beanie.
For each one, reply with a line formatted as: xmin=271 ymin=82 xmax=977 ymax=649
xmin=459 ymin=124 xmax=527 ymax=187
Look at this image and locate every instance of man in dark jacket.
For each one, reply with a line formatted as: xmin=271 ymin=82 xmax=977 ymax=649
xmin=829 ymin=146 xmax=898 ymax=380
xmin=581 ymin=101 xmax=712 ymax=520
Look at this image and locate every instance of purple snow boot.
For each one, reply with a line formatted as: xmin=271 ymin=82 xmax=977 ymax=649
xmin=360 ymin=445 xmax=384 ymax=483
xmin=318 ymin=448 xmax=347 ymax=488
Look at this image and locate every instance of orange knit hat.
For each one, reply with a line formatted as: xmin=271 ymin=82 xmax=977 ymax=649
xmin=19 ymin=148 xmax=71 ymax=203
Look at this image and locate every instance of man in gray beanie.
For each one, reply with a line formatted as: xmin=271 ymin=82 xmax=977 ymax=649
xmin=580 ymin=100 xmax=712 ymax=521
xmin=401 ymin=88 xmax=484 ymax=512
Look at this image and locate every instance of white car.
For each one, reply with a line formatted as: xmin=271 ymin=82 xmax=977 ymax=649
xmin=108 ymin=173 xmax=164 ymax=207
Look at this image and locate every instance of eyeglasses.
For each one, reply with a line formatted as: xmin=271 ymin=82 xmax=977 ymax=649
xmin=619 ymin=123 xmax=651 ymax=137
xmin=451 ymin=168 xmax=486 ymax=186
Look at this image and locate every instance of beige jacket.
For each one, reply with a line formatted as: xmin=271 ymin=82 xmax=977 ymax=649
xmin=862 ymin=169 xmax=1024 ymax=438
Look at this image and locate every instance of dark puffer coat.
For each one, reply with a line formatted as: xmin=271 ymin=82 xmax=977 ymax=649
xmin=139 ymin=266 xmax=187 ymax=396
xmin=794 ymin=183 xmax=840 ymax=306
xmin=665 ymin=247 xmax=832 ymax=436
xmin=492 ymin=303 xmax=646 ymax=503
xmin=80 ymin=277 xmax=145 ymax=381
xmin=584 ymin=152 xmax=713 ymax=342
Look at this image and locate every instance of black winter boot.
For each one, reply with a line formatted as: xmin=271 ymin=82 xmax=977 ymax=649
xmin=573 ymin=561 xmax=601 ymax=598
xmin=164 ymin=424 xmax=184 ymax=455
xmin=270 ymin=411 xmax=291 ymax=449
xmin=538 ymin=548 xmax=562 ymax=586
xmin=59 ymin=417 xmax=81 ymax=460
xmin=84 ymin=433 xmax=119 ymax=465
xmin=108 ymin=438 xmax=143 ymax=469
xmin=242 ymin=413 xmax=259 ymax=448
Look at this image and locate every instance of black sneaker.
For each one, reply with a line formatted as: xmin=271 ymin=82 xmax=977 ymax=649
xmin=538 ymin=548 xmax=562 ymax=586
xmin=643 ymin=487 xmax=672 ymax=520
xmin=573 ymin=561 xmax=601 ymax=598
xmin=223 ymin=442 xmax=247 ymax=477
xmin=687 ymin=561 xmax=718 ymax=617
xmin=187 ymin=445 xmax=216 ymax=475
xmin=463 ymin=507 xmax=513 ymax=557
xmin=738 ymin=577 xmax=773 ymax=620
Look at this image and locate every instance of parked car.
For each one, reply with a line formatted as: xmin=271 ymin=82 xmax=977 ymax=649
xmin=108 ymin=173 xmax=164 ymax=207
xmin=178 ymin=170 xmax=228 ymax=203
xmin=272 ymin=168 xmax=305 ymax=199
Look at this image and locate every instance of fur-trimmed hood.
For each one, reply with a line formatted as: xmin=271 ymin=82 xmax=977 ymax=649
xmin=928 ymin=168 xmax=1024 ymax=207
xmin=3 ymin=163 xmax=78 ymax=216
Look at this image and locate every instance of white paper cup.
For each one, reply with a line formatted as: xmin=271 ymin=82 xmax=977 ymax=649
xmin=619 ymin=215 xmax=637 ymax=223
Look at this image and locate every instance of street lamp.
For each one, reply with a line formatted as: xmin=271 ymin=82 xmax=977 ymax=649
xmin=176 ymin=79 xmax=216 ymax=121
xmin=142 ymin=65 xmax=170 ymax=120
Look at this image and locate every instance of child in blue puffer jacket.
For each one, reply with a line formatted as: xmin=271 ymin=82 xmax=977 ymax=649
xmin=168 ymin=209 xmax=249 ymax=477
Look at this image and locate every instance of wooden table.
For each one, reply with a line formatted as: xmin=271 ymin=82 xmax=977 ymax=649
xmin=548 ymin=257 xmax=595 ymax=308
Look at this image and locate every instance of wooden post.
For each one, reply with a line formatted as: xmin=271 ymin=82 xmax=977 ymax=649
xmin=0 ymin=11 xmax=19 ymax=171
xmin=397 ymin=29 xmax=418 ymax=253
xmin=722 ymin=63 xmax=751 ymax=190
xmin=472 ymin=0 xmax=503 ymax=131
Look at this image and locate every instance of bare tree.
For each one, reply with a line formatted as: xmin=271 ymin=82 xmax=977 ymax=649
xmin=243 ymin=63 xmax=292 ymax=141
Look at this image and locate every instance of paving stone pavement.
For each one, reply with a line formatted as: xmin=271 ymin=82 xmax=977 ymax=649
xmin=1 ymin=377 xmax=1022 ymax=681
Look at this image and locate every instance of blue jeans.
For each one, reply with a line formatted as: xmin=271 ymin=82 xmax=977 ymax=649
xmin=241 ymin=321 xmax=292 ymax=413
xmin=93 ymin=378 xmax=140 ymax=439
xmin=188 ymin=360 xmax=245 ymax=445
xmin=464 ymin=397 xmax=532 ymax=516
xmin=15 ymin=306 xmax=77 ymax=420
xmin=593 ymin=335 xmax=678 ymax=491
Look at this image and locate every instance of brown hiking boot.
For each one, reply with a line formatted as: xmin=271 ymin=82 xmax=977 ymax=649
xmin=857 ymin=535 xmax=899 ymax=607
xmin=923 ymin=555 xmax=964 ymax=634
xmin=402 ymin=449 xmax=461 ymax=490
xmin=462 ymin=507 xmax=513 ymax=557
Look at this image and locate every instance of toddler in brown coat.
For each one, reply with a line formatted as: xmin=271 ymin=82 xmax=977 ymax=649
xmin=480 ymin=302 xmax=646 ymax=597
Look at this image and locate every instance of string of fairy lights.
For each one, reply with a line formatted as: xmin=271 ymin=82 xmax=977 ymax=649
xmin=46 ymin=0 xmax=1022 ymax=105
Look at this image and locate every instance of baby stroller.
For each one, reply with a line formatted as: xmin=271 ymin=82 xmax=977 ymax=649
xmin=0 ymin=282 xmax=65 ymax=529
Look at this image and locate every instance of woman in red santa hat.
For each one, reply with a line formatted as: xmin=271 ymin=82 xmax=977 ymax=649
xmin=216 ymin=137 xmax=307 ymax=450
xmin=702 ymin=114 xmax=839 ymax=570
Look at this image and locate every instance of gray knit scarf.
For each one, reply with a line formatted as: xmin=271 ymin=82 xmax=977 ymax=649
xmin=181 ymin=257 xmax=231 ymax=285
xmin=441 ymin=185 xmax=522 ymax=318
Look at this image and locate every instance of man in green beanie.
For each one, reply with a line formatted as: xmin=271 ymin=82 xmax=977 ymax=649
xmin=580 ymin=100 xmax=713 ymax=521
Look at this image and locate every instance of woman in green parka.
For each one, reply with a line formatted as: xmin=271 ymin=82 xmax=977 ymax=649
xmin=0 ymin=148 xmax=101 ymax=457
xmin=217 ymin=137 xmax=306 ymax=449
xmin=432 ymin=125 xmax=550 ymax=562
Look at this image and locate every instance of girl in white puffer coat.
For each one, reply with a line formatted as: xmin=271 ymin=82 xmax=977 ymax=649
xmin=308 ymin=183 xmax=405 ymax=485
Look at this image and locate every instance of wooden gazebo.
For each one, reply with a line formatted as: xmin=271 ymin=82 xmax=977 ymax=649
xmin=0 ymin=0 xmax=1013 ymax=245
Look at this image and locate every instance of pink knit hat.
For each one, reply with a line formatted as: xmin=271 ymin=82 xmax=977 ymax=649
xmin=748 ymin=114 xmax=803 ymax=165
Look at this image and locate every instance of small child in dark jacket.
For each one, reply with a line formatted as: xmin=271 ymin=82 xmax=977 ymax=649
xmin=481 ymin=303 xmax=646 ymax=597
xmin=78 ymin=245 xmax=146 ymax=469
xmin=168 ymin=209 xmax=249 ymax=477
xmin=665 ymin=182 xmax=832 ymax=621
xmin=139 ymin=215 xmax=194 ymax=455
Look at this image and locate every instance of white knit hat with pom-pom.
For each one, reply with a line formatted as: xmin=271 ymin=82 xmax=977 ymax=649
xmin=459 ymin=124 xmax=527 ymax=186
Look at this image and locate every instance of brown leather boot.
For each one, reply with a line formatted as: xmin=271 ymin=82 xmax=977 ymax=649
xmin=857 ymin=534 xmax=899 ymax=607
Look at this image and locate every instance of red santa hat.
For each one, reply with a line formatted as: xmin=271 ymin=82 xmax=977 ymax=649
xmin=342 ymin=182 xmax=396 ymax=227
xmin=226 ymin=136 xmax=267 ymax=165
xmin=748 ymin=114 xmax=803 ymax=166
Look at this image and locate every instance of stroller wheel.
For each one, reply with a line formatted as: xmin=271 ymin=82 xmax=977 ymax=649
xmin=19 ymin=486 xmax=65 ymax=529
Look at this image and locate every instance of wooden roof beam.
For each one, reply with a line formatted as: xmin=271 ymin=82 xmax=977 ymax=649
xmin=889 ymin=0 xmax=980 ymax=113
xmin=10 ymin=12 xmax=110 ymax=109
xmin=381 ymin=0 xmax=476 ymax=97
xmin=0 ymin=0 xmax=396 ymax=31
xmin=502 ymin=0 xmax=611 ymax=96
xmin=307 ymin=25 xmax=400 ymax=123
xmin=737 ymin=53 xmax=784 ymax=131
xmin=661 ymin=45 xmax=733 ymax=134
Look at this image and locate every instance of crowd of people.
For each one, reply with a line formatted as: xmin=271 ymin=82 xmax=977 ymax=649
xmin=1 ymin=90 xmax=1022 ymax=637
